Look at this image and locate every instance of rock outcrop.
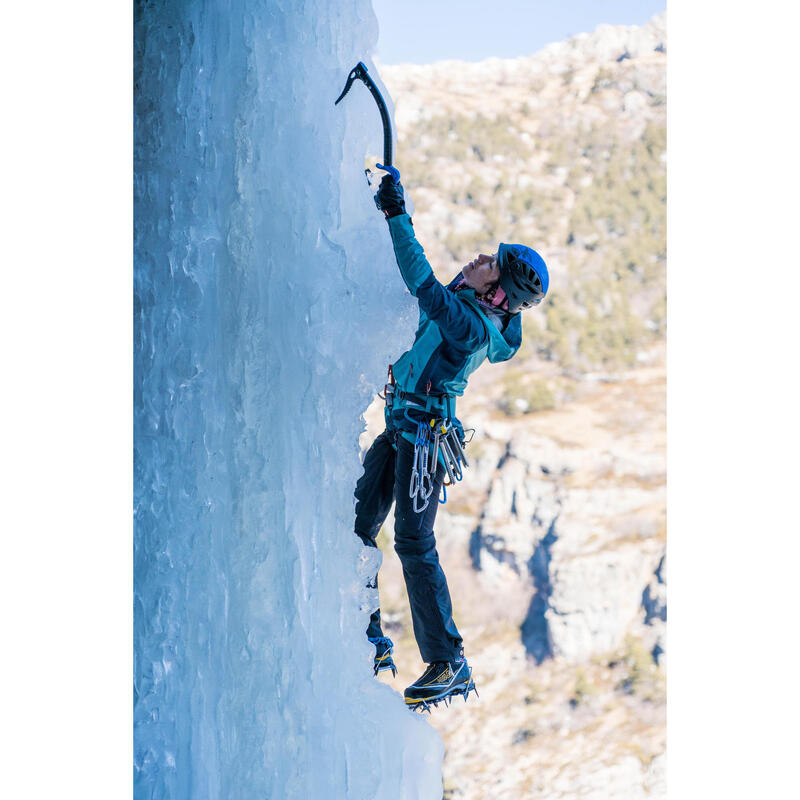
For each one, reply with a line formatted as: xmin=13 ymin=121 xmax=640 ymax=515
xmin=465 ymin=397 xmax=666 ymax=666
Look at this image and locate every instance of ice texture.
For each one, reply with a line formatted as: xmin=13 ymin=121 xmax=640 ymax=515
xmin=133 ymin=2 xmax=442 ymax=798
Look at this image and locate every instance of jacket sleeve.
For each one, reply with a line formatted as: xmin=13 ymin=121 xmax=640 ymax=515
xmin=387 ymin=214 xmax=487 ymax=350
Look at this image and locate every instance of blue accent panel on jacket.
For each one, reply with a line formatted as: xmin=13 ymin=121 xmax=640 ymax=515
xmin=391 ymin=318 xmax=442 ymax=392
xmin=415 ymin=340 xmax=447 ymax=395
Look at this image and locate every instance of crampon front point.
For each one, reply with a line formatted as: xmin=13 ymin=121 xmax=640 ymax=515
xmin=404 ymin=665 xmax=478 ymax=713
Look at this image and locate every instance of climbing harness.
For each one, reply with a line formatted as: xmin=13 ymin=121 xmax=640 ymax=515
xmin=379 ymin=365 xmax=471 ymax=515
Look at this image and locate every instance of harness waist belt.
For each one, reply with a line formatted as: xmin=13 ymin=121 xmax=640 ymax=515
xmin=395 ymin=389 xmax=456 ymax=418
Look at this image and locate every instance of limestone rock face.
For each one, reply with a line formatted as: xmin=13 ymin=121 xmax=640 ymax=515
xmin=467 ymin=392 xmax=666 ymax=665
xmin=546 ymin=537 xmax=664 ymax=662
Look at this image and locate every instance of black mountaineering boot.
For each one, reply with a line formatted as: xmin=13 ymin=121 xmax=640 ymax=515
xmin=369 ymin=636 xmax=397 ymax=677
xmin=404 ymin=652 xmax=477 ymax=712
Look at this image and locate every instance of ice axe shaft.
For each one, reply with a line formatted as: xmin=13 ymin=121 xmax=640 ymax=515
xmin=335 ymin=61 xmax=393 ymax=168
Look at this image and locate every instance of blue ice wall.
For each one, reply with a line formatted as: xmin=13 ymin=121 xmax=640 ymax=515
xmin=134 ymin=1 xmax=442 ymax=797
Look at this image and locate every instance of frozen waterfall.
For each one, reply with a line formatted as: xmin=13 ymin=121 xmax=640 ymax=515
xmin=134 ymin=1 xmax=442 ymax=797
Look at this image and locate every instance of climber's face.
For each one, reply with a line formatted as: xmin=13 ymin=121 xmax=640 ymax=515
xmin=462 ymin=253 xmax=500 ymax=295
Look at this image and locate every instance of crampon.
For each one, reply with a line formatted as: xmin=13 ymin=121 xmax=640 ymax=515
xmin=404 ymin=658 xmax=478 ymax=713
xmin=369 ymin=636 xmax=397 ymax=678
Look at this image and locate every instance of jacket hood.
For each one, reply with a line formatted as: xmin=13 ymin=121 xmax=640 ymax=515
xmin=447 ymin=275 xmax=521 ymax=363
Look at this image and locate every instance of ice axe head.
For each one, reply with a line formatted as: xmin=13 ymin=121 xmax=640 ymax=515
xmin=334 ymin=62 xmax=369 ymax=106
xmin=334 ymin=60 xmax=394 ymax=169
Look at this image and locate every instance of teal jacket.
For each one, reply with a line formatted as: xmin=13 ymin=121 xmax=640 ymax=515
xmin=385 ymin=214 xmax=522 ymax=443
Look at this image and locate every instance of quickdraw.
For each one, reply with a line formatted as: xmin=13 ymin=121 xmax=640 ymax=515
xmin=409 ymin=421 xmax=434 ymax=513
xmin=409 ymin=417 xmax=470 ymax=515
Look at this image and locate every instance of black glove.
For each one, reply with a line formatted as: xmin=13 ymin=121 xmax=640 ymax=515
xmin=374 ymin=173 xmax=406 ymax=218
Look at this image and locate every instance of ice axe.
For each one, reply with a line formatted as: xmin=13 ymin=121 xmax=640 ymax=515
xmin=335 ymin=61 xmax=400 ymax=184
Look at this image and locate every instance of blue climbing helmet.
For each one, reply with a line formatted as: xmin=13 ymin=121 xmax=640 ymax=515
xmin=497 ymin=243 xmax=549 ymax=312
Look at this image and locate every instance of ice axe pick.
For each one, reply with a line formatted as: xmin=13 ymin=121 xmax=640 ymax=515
xmin=335 ymin=61 xmax=399 ymax=184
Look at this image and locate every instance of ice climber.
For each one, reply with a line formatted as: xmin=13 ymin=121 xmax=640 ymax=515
xmin=354 ymin=168 xmax=548 ymax=712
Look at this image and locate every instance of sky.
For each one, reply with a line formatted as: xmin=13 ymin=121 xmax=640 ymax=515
xmin=373 ymin=0 xmax=666 ymax=64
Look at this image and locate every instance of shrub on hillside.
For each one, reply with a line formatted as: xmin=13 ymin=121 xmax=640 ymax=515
xmin=498 ymin=371 xmax=556 ymax=416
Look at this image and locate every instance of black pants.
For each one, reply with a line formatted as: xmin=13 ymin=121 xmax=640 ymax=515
xmin=354 ymin=429 xmax=463 ymax=664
